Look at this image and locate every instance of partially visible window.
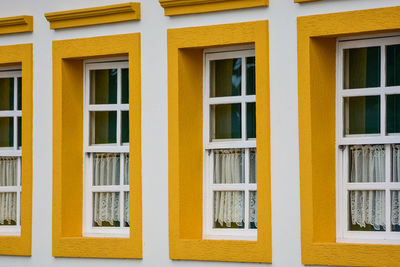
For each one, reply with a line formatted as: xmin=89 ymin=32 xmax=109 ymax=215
xmin=337 ymin=35 xmax=400 ymax=243
xmin=0 ymin=69 xmax=21 ymax=236
xmin=83 ymin=59 xmax=130 ymax=237
xmin=203 ymin=47 xmax=257 ymax=240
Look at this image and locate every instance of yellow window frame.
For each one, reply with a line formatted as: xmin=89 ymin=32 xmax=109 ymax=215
xmin=298 ymin=6 xmax=400 ymax=267
xmin=52 ymin=33 xmax=142 ymax=258
xmin=168 ymin=20 xmax=271 ymax=263
xmin=0 ymin=43 xmax=33 ymax=256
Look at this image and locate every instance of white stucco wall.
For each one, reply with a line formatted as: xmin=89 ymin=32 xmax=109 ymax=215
xmin=0 ymin=0 xmax=399 ymax=266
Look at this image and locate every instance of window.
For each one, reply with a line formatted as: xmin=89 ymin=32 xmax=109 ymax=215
xmin=83 ymin=59 xmax=130 ymax=237
xmin=336 ymin=35 xmax=400 ymax=243
xmin=0 ymin=68 xmax=21 ymax=236
xmin=203 ymin=47 xmax=257 ymax=240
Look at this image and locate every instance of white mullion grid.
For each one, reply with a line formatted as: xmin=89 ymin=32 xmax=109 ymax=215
xmin=83 ymin=59 xmax=129 ymax=238
xmin=203 ymin=49 xmax=256 ymax=241
xmin=337 ymin=36 xmax=400 ymax=244
xmin=0 ymin=71 xmax=21 ymax=236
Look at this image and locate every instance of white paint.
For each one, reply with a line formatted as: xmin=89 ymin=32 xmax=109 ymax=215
xmin=0 ymin=0 xmax=398 ymax=266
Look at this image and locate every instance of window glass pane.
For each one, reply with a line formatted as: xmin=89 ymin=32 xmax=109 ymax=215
xmin=250 ymin=149 xmax=256 ymax=183
xmin=387 ymin=94 xmax=400 ymax=133
xmin=92 ymin=153 xmax=120 ymax=186
xmin=249 ymin=191 xmax=257 ymax=229
xmin=210 ymin=103 xmax=241 ymax=140
xmin=121 ymin=68 xmax=129 ymax=104
xmin=213 ymin=149 xmax=244 ymax=184
xmin=344 ymin=96 xmax=380 ymax=135
xmin=210 ymin=58 xmax=241 ymax=97
xmin=90 ymin=69 xmax=117 ymax=104
xmin=343 ymin=47 xmax=381 ymax=89
xmin=213 ymin=191 xmax=244 ymax=228
xmin=93 ymin=192 xmax=120 ymax=227
xmin=124 ymin=192 xmax=130 ymax=227
xmin=386 ymin=44 xmax=400 ymax=87
xmin=122 ymin=111 xmax=129 ymax=144
xmin=349 ymin=145 xmax=385 ymax=182
xmin=0 ymin=117 xmax=13 ymax=147
xmin=89 ymin=111 xmax=117 ymax=144
xmin=0 ymin=192 xmax=17 ymax=225
xmin=247 ymin=102 xmax=256 ymax=138
xmin=17 ymin=117 xmax=21 ymax=148
xmin=392 ymin=190 xmax=400 ymax=231
xmin=124 ymin=154 xmax=129 ymax=185
xmin=0 ymin=78 xmax=13 ymax=110
xmin=393 ymin=145 xmax=400 ymax=182
xmin=349 ymin=190 xmax=385 ymax=231
xmin=0 ymin=157 xmax=18 ymax=186
xmin=246 ymin=57 xmax=255 ymax=95
xmin=17 ymin=77 xmax=21 ymax=110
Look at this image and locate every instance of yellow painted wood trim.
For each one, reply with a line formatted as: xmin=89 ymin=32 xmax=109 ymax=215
xmin=159 ymin=0 xmax=267 ymax=16
xmin=168 ymin=20 xmax=271 ymax=263
xmin=0 ymin=16 xmax=33 ymax=35
xmin=294 ymin=0 xmax=320 ymax=3
xmin=298 ymin=6 xmax=400 ymax=267
xmin=45 ymin=2 xmax=140 ymax=30
xmin=52 ymin=33 xmax=142 ymax=258
xmin=0 ymin=44 xmax=33 ymax=255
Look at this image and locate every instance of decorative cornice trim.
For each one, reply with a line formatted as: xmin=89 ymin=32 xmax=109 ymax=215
xmin=0 ymin=16 xmax=33 ymax=35
xmin=159 ymin=0 xmax=268 ymax=16
xmin=44 ymin=2 xmax=140 ymax=30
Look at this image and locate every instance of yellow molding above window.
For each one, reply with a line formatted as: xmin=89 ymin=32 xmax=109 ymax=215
xmin=298 ymin=6 xmax=400 ymax=267
xmin=294 ymin=0 xmax=320 ymax=3
xmin=0 ymin=16 xmax=33 ymax=35
xmin=44 ymin=2 xmax=140 ymax=30
xmin=168 ymin=20 xmax=271 ymax=263
xmin=0 ymin=43 xmax=33 ymax=256
xmin=52 ymin=33 xmax=142 ymax=258
xmin=159 ymin=0 xmax=268 ymax=16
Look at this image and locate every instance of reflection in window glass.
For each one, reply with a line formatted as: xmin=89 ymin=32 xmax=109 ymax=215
xmin=387 ymin=94 xmax=400 ymax=133
xmin=344 ymin=96 xmax=380 ymax=135
xmin=387 ymin=44 xmax=400 ymax=87
xmin=0 ymin=78 xmax=13 ymax=110
xmin=121 ymin=68 xmax=129 ymax=104
xmin=0 ymin=117 xmax=13 ymax=147
xmin=122 ymin=111 xmax=129 ymax=144
xmin=246 ymin=57 xmax=255 ymax=95
xmin=343 ymin=47 xmax=380 ymax=89
xmin=210 ymin=58 xmax=241 ymax=97
xmin=210 ymin=103 xmax=241 ymax=140
xmin=17 ymin=77 xmax=21 ymax=110
xmin=90 ymin=69 xmax=117 ymax=104
xmin=247 ymin=102 xmax=256 ymax=139
xmin=90 ymin=111 xmax=117 ymax=144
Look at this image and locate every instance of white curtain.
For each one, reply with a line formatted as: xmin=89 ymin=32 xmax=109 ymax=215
xmin=249 ymin=191 xmax=257 ymax=228
xmin=350 ymin=145 xmax=385 ymax=230
xmin=124 ymin=155 xmax=129 ymax=226
xmin=213 ymin=150 xmax=244 ymax=227
xmin=0 ymin=157 xmax=17 ymax=225
xmin=93 ymin=154 xmax=120 ymax=226
xmin=392 ymin=145 xmax=400 ymax=228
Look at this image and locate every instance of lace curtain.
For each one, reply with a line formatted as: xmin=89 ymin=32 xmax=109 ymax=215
xmin=350 ymin=145 xmax=385 ymax=230
xmin=392 ymin=145 xmax=400 ymax=228
xmin=0 ymin=157 xmax=17 ymax=225
xmin=93 ymin=154 xmax=129 ymax=227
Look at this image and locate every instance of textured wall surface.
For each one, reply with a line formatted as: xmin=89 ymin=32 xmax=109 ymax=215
xmin=0 ymin=0 xmax=399 ymax=266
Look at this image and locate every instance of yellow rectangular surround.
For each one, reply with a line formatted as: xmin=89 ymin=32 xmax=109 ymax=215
xmin=298 ymin=6 xmax=400 ymax=267
xmin=52 ymin=33 xmax=142 ymax=258
xmin=168 ymin=20 xmax=271 ymax=263
xmin=0 ymin=44 xmax=33 ymax=256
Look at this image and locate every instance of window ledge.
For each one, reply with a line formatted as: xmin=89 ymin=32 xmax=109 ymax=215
xmin=159 ymin=0 xmax=268 ymax=16
xmin=44 ymin=2 xmax=140 ymax=30
xmin=0 ymin=16 xmax=33 ymax=35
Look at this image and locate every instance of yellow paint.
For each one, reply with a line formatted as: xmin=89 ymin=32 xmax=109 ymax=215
xmin=159 ymin=0 xmax=268 ymax=16
xmin=0 ymin=44 xmax=33 ymax=256
xmin=168 ymin=21 xmax=271 ymax=263
xmin=298 ymin=6 xmax=400 ymax=267
xmin=52 ymin=33 xmax=142 ymax=258
xmin=45 ymin=2 xmax=140 ymax=30
xmin=295 ymin=0 xmax=320 ymax=3
xmin=0 ymin=16 xmax=33 ymax=35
